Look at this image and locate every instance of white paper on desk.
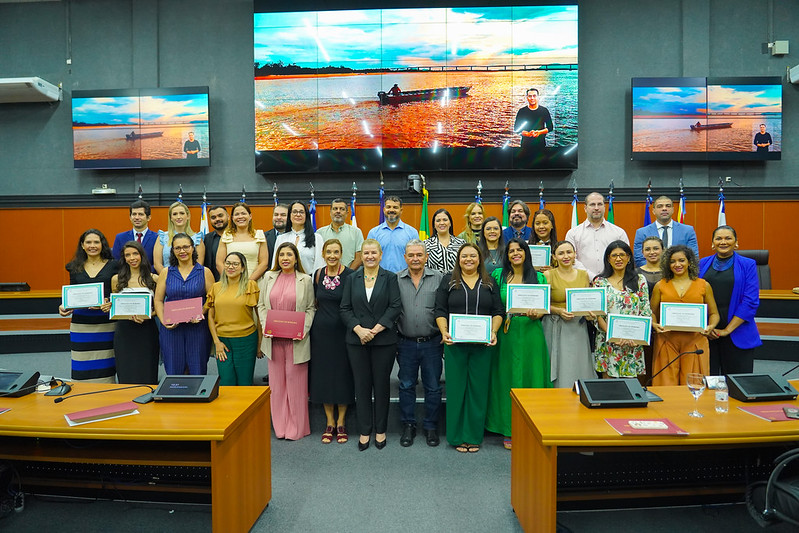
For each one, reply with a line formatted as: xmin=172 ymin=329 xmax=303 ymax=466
xmin=64 ymin=409 xmax=139 ymax=427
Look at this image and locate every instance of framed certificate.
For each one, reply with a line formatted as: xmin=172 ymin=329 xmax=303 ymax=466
xmin=506 ymin=284 xmax=550 ymax=314
xmin=163 ymin=297 xmax=204 ymax=325
xmin=528 ymin=245 xmax=551 ymax=268
xmin=110 ymin=292 xmax=152 ymax=320
xmin=62 ymin=282 xmax=104 ymax=309
xmin=660 ymin=302 xmax=707 ymax=332
xmin=448 ymin=314 xmax=492 ymax=344
xmin=607 ymin=314 xmax=652 ymax=345
xmin=265 ymin=309 xmax=305 ymax=340
xmin=565 ymin=287 xmax=607 ymax=316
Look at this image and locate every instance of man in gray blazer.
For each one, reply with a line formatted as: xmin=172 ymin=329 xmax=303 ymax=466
xmin=633 ymin=195 xmax=699 ymax=266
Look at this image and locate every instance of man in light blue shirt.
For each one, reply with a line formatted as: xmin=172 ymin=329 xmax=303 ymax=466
xmin=633 ymin=196 xmax=698 ymax=266
xmin=367 ymin=196 xmax=419 ymax=272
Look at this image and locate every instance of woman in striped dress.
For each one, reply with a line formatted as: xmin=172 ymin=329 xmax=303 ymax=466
xmin=58 ymin=229 xmax=118 ymax=383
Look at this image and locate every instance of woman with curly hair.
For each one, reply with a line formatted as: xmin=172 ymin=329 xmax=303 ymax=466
xmin=650 ymin=245 xmax=720 ymax=385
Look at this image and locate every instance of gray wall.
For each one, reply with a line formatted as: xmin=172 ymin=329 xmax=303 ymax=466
xmin=0 ymin=0 xmax=797 ymax=205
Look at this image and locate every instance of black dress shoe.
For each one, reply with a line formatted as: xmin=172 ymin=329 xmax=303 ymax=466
xmin=424 ymin=429 xmax=440 ymax=447
xmin=375 ymin=438 xmax=387 ymax=450
xmin=358 ymin=438 xmax=370 ymax=452
xmin=400 ymin=423 xmax=416 ymax=447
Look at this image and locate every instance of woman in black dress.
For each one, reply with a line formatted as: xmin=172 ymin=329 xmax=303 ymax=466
xmin=58 ymin=229 xmax=118 ymax=382
xmin=310 ymin=239 xmax=355 ymax=444
xmin=111 ymin=241 xmax=160 ymax=384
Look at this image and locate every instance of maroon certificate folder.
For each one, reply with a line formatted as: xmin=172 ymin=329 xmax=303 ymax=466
xmin=163 ymin=297 xmax=204 ymax=325
xmin=265 ymin=309 xmax=305 ymax=340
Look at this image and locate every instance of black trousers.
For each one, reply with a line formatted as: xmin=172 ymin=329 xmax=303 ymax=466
xmin=709 ymin=336 xmax=755 ymax=375
xmin=346 ymin=343 xmax=397 ymax=436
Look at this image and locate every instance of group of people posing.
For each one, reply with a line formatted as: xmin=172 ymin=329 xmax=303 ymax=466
xmin=57 ymin=191 xmax=761 ymax=454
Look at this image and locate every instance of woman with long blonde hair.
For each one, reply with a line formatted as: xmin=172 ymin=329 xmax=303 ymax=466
xmin=153 ymin=201 xmax=206 ymax=273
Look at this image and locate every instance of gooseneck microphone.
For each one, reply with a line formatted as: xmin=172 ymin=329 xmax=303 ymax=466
xmin=645 ymin=349 xmax=704 ymax=388
xmin=53 ymin=384 xmax=154 ymax=403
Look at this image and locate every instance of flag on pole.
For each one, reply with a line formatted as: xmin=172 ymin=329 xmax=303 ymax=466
xmin=351 ymin=182 xmax=358 ymax=229
xmin=539 ymin=181 xmax=545 ymax=210
xmin=272 ymin=183 xmax=279 ymax=206
xmin=309 ymin=184 xmax=317 ymax=232
xmin=378 ymin=173 xmax=386 ymax=224
xmin=607 ymin=181 xmax=615 ymax=224
xmin=419 ymin=181 xmax=430 ymax=240
xmin=199 ymin=198 xmax=209 ymax=237
xmin=677 ymin=192 xmax=686 ymax=223
xmin=502 ymin=188 xmax=510 ymax=228
xmin=643 ymin=180 xmax=653 ymax=226
xmin=570 ymin=189 xmax=579 ymax=228
xmin=475 ymin=180 xmax=483 ymax=204
xmin=718 ymin=185 xmax=726 ymax=227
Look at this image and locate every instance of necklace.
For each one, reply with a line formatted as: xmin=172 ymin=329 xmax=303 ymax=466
xmin=487 ymin=248 xmax=500 ymax=265
xmin=322 ymin=265 xmax=343 ymax=290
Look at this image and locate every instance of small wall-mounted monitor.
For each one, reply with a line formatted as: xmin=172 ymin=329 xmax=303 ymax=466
xmin=631 ymin=76 xmax=781 ymax=161
xmin=72 ymin=86 xmax=210 ymax=169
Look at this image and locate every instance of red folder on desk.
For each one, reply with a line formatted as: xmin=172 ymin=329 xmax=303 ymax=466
xmin=65 ymin=401 xmax=138 ymax=425
xmin=264 ymin=309 xmax=305 ymax=340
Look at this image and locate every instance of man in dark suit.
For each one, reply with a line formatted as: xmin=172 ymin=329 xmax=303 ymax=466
xmin=203 ymin=205 xmax=229 ymax=280
xmin=112 ymin=200 xmax=157 ymax=268
xmin=265 ymin=203 xmax=289 ymax=263
xmin=633 ymin=195 xmax=699 ymax=266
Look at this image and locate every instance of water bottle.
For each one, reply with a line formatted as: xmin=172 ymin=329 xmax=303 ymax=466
xmin=715 ymin=376 xmax=729 ymax=413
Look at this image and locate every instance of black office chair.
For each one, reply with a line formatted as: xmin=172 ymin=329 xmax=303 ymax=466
xmin=746 ymin=447 xmax=799 ymax=528
xmin=737 ymin=249 xmax=771 ymax=290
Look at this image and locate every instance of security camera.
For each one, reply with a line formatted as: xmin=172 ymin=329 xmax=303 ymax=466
xmin=788 ymin=65 xmax=799 ymax=84
xmin=407 ymin=174 xmax=421 ymax=194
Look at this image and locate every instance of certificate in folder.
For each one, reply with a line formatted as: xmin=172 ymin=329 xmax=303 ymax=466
xmin=265 ymin=309 xmax=305 ymax=340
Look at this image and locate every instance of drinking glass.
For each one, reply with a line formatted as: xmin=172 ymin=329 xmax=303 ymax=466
xmin=686 ymin=372 xmax=705 ymax=418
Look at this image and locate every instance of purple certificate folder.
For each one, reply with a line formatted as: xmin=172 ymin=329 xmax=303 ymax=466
xmin=163 ymin=297 xmax=204 ymax=325
xmin=264 ymin=309 xmax=305 ymax=340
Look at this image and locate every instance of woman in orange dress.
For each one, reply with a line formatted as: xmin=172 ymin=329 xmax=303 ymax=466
xmin=650 ymin=245 xmax=720 ymax=385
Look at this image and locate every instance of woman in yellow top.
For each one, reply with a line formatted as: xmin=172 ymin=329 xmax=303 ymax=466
xmin=207 ymin=251 xmax=261 ymax=386
xmin=216 ymin=202 xmax=269 ymax=284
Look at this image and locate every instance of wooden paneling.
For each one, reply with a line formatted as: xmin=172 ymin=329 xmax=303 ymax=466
xmin=1 ymin=200 xmax=796 ymax=290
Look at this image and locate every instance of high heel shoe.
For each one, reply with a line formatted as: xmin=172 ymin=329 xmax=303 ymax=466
xmin=358 ymin=437 xmax=370 ymax=451
xmin=375 ymin=436 xmax=387 ymax=449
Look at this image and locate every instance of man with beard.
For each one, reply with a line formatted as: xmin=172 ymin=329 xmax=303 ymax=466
xmin=203 ymin=205 xmax=229 ymax=281
xmin=367 ymin=196 xmax=419 ymax=273
xmin=502 ymin=200 xmax=532 ymax=242
xmin=565 ymin=192 xmax=629 ymax=280
xmin=265 ymin=203 xmax=289 ymax=264
xmin=316 ymin=198 xmax=364 ymax=269
xmin=632 ymin=195 xmax=698 ymax=267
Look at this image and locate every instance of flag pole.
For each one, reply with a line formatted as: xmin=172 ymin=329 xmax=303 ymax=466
xmin=607 ymin=179 xmax=615 ymax=223
xmin=475 ymin=180 xmax=483 ymax=204
xmin=137 ymin=185 xmax=143 ymax=200
xmin=502 ymin=180 xmax=510 ymax=227
xmin=539 ymin=181 xmax=545 ymax=210
xmin=309 ymin=182 xmax=317 ymax=231
xmin=644 ymin=179 xmax=653 ymax=226
xmin=350 ymin=181 xmax=358 ymax=228
xmin=240 ymin=186 xmax=246 ymax=203
xmin=717 ymin=177 xmax=727 ymax=227
xmin=272 ymin=182 xmax=279 ymax=206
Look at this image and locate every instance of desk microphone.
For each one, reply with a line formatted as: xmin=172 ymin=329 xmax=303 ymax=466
xmin=643 ymin=349 xmax=704 ymax=401
xmin=54 ymin=384 xmax=154 ymax=403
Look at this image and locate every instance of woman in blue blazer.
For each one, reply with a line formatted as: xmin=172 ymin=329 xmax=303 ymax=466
xmin=340 ymin=239 xmax=402 ymax=451
xmin=699 ymin=225 xmax=762 ymax=374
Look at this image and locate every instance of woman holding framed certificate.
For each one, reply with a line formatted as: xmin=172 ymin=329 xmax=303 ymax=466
xmin=478 ymin=217 xmax=505 ymax=275
xmin=592 ymin=241 xmax=651 ymax=378
xmin=215 ymin=202 xmax=269 ymax=284
xmin=111 ymin=241 xmax=159 ymax=384
xmin=207 ymin=252 xmax=261 ymax=386
xmin=434 ymin=243 xmax=503 ymax=453
xmin=59 ymin=229 xmax=118 ymax=382
xmin=457 ymin=202 xmax=484 ymax=245
xmin=699 ymin=226 xmax=762 ymax=375
xmin=153 ymin=201 xmax=206 ymax=274
xmin=340 ymin=239 xmax=402 ymax=451
xmin=259 ymin=242 xmax=316 ymax=440
xmin=542 ymin=241 xmax=596 ymax=388
xmin=651 ymin=245 xmax=720 ymax=385
xmin=487 ymin=239 xmax=551 ymax=450
xmin=154 ymin=233 xmax=214 ymax=375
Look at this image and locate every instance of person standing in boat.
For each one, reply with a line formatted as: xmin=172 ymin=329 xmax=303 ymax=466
xmin=183 ymin=131 xmax=201 ymax=159
xmin=753 ymin=123 xmax=772 ymax=153
xmin=388 ymin=84 xmax=402 ymax=96
xmin=514 ymin=88 xmax=553 ymax=152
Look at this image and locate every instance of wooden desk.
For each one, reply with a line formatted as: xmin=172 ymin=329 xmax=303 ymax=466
xmin=510 ymin=386 xmax=799 ymax=532
xmin=0 ymin=384 xmax=271 ymax=533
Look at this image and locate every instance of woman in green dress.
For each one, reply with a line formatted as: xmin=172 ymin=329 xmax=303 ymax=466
xmin=487 ymin=238 xmax=552 ymax=450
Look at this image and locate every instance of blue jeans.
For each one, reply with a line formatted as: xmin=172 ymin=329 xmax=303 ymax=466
xmin=397 ymin=336 xmax=443 ymax=430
